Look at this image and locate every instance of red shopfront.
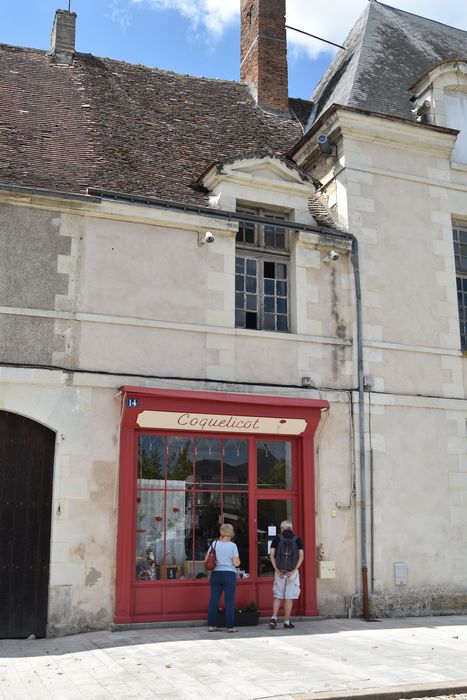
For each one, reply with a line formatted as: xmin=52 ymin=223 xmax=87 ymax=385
xmin=115 ymin=387 xmax=329 ymax=624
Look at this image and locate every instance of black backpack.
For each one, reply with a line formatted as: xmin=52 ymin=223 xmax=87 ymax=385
xmin=275 ymin=534 xmax=299 ymax=572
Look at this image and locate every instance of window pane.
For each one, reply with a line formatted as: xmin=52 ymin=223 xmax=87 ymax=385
xmin=194 ymin=438 xmax=221 ymax=489
xmin=246 ymin=294 xmax=257 ymax=311
xmin=263 ymin=313 xmax=275 ymax=330
xmin=235 ymin=275 xmax=244 ymax=292
xmin=277 ymin=263 xmax=287 ymax=279
xmin=264 ymin=261 xmax=275 ymax=278
xmin=195 ymin=492 xmax=221 ymax=570
xmin=246 ymin=276 xmax=257 ymax=293
xmin=246 ymin=259 xmax=257 ymax=276
xmin=277 ymin=315 xmax=289 ymax=332
xmin=223 ymin=493 xmax=249 ymax=575
xmin=276 ymin=232 xmax=285 ymax=249
xmin=138 ymin=435 xmax=165 ymax=483
xmin=235 ymin=309 xmax=246 ymax=327
xmin=136 ymin=489 xmax=165 ymax=579
xmin=257 ymin=441 xmax=292 ymax=489
xmin=245 ymin=311 xmax=257 ymax=329
xmin=235 ymin=257 xmax=245 ymax=273
xmin=265 ymin=229 xmax=274 ymax=248
xmin=223 ymin=439 xmax=248 ymax=490
xmin=264 ymin=296 xmax=274 ymax=313
xmin=276 ymin=280 xmax=287 ymax=296
xmin=237 ymin=220 xmax=256 ymax=245
xmin=167 ymin=437 xmax=193 ymax=486
xmin=264 ymin=279 xmax=275 ymax=295
xmin=277 ymin=298 xmax=287 ymax=314
xmin=235 ymin=292 xmax=245 ymax=309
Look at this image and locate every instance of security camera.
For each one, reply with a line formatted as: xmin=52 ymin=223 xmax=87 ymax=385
xmin=198 ymin=231 xmax=215 ymax=245
xmin=411 ymin=97 xmax=432 ymax=124
xmin=317 ymin=133 xmax=337 ymax=158
xmin=324 ymin=250 xmax=340 ymax=263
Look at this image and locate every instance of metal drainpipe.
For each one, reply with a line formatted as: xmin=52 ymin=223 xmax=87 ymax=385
xmin=350 ymin=235 xmax=370 ymax=620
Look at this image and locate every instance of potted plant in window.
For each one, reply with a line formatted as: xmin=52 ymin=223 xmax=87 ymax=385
xmin=216 ymin=603 xmax=259 ymax=627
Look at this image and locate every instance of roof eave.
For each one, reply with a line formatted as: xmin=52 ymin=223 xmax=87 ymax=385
xmin=288 ymin=103 xmax=459 ymax=160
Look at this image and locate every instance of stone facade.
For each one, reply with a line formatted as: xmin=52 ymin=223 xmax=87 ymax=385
xmin=1 ymin=4 xmax=466 ymax=635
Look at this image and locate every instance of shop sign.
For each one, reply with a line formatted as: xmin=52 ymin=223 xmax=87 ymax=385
xmin=136 ymin=410 xmax=307 ymax=435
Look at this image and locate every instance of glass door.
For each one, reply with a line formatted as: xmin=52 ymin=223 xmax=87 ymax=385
xmin=256 ymin=498 xmax=294 ymax=577
xmin=254 ymin=436 xmax=298 ymax=578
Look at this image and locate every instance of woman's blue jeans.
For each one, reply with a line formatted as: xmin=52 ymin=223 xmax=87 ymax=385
xmin=207 ymin=570 xmax=237 ymax=628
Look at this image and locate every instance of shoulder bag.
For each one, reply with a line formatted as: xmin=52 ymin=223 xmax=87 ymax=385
xmin=205 ymin=540 xmax=218 ymax=571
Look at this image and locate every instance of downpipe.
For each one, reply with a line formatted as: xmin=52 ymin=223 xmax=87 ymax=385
xmin=350 ymin=236 xmax=370 ymax=620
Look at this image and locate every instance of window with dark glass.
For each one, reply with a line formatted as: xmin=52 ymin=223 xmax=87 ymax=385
xmin=235 ymin=206 xmax=290 ymax=332
xmin=453 ymin=225 xmax=467 ymax=350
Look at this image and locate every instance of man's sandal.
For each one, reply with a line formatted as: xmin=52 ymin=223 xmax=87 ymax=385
xmin=207 ymin=627 xmax=221 ymax=632
xmin=268 ymin=618 xmax=277 ymax=629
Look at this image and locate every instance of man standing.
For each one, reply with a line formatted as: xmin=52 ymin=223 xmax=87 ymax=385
xmin=268 ymin=520 xmax=304 ymax=629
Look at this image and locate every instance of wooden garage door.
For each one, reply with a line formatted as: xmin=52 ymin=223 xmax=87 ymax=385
xmin=0 ymin=411 xmax=55 ymax=638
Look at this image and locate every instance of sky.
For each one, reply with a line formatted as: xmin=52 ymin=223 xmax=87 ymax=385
xmin=2 ymin=1 xmax=467 ymax=99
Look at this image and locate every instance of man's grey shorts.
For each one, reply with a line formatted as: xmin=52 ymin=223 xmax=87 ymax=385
xmin=273 ymin=571 xmax=300 ymax=600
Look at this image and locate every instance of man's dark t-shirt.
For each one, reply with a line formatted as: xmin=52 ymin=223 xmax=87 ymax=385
xmin=271 ymin=530 xmax=304 ymax=551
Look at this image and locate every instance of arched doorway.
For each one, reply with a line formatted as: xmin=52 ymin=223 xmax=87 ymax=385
xmin=0 ymin=411 xmax=55 ymax=638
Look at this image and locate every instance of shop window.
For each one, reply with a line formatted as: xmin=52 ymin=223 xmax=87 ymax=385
xmin=453 ymin=225 xmax=467 ymax=349
xmin=235 ymin=206 xmax=290 ymax=332
xmin=136 ymin=435 xmax=249 ymax=582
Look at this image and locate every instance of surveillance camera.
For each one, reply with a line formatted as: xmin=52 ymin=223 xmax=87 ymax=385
xmin=198 ymin=231 xmax=215 ymax=245
xmin=324 ymin=250 xmax=340 ymax=263
xmin=317 ymin=133 xmax=336 ymax=158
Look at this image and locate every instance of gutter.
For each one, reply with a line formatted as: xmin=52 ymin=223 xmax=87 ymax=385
xmin=86 ymin=187 xmax=352 ymax=241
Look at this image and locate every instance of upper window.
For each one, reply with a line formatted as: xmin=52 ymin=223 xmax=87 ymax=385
xmin=235 ymin=206 xmax=290 ymax=332
xmin=453 ymin=225 xmax=467 ymax=350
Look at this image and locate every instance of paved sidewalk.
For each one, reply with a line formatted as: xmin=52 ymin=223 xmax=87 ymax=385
xmin=1 ymin=616 xmax=467 ymax=700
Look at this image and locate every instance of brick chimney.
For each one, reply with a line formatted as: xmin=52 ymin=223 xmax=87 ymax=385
xmin=50 ymin=9 xmax=76 ymax=64
xmin=240 ymin=0 xmax=289 ymax=115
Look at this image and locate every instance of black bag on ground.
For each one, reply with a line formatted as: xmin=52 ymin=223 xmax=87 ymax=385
xmin=275 ymin=534 xmax=299 ymax=572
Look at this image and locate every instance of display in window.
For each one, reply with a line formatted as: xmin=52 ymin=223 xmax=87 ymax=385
xmin=136 ymin=436 xmax=249 ymax=582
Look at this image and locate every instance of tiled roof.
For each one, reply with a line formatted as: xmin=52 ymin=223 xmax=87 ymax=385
xmin=0 ymin=45 xmax=303 ymax=205
xmin=311 ymin=0 xmax=467 ymax=123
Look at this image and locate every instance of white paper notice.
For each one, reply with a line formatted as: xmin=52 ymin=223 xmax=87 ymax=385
xmin=268 ymin=526 xmax=276 ymax=536
xmin=267 ymin=540 xmax=272 ymax=554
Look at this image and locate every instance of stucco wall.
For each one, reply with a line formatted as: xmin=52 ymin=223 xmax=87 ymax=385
xmin=0 ymin=369 xmax=120 ymax=636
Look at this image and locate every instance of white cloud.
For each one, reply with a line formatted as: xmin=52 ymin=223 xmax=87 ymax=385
xmin=129 ymin=0 xmax=467 ymax=53
xmin=130 ymin=0 xmax=237 ymax=35
xmin=108 ymin=0 xmax=132 ymax=29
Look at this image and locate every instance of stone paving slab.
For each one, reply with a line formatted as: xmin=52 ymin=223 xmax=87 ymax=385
xmin=0 ymin=616 xmax=466 ymax=700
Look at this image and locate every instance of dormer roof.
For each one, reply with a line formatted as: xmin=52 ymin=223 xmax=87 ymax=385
xmin=311 ymin=1 xmax=467 ymax=124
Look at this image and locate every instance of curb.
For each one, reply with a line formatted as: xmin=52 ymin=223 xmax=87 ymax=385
xmin=265 ymin=680 xmax=467 ymax=700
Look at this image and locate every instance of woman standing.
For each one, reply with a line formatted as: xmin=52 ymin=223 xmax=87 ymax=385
xmin=205 ymin=523 xmax=240 ymax=632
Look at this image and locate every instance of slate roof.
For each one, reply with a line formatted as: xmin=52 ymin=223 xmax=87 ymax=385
xmin=311 ymin=0 xmax=467 ymax=123
xmin=0 ymin=45 xmax=305 ymax=205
